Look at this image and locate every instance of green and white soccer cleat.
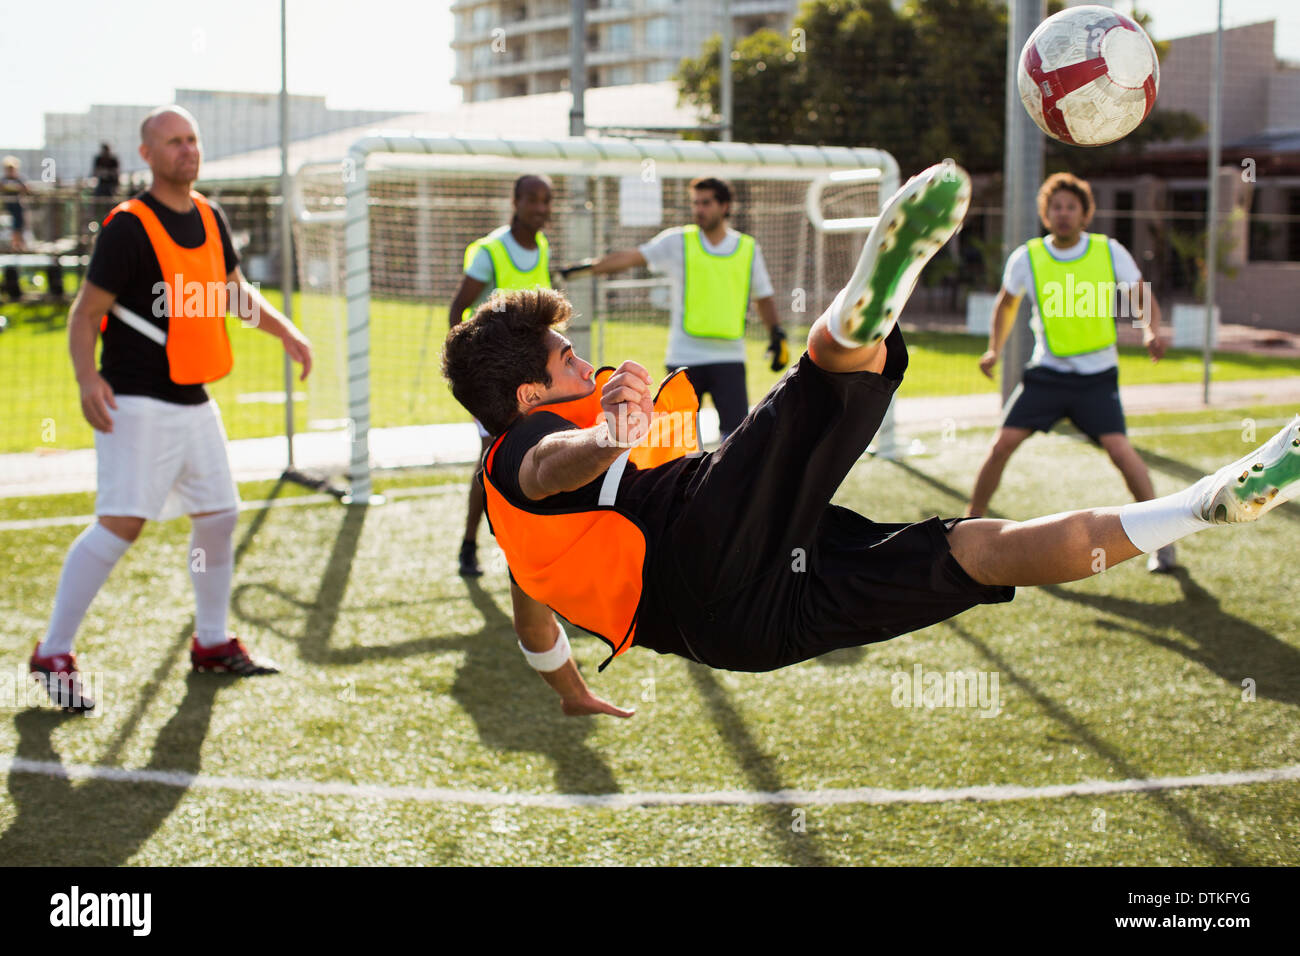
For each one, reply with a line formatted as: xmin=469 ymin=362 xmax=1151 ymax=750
xmin=1194 ymin=415 xmax=1300 ymax=524
xmin=829 ymin=160 xmax=972 ymax=348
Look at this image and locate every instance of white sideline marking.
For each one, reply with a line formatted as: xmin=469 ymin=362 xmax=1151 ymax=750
xmin=0 ymin=483 xmax=463 ymax=533
xmin=2 ymin=756 xmax=1296 ymax=809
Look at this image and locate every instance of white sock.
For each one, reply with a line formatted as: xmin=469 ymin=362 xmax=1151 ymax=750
xmin=40 ymin=523 xmax=132 ymax=657
xmin=190 ymin=509 xmax=238 ymax=648
xmin=1118 ymin=476 xmax=1215 ymax=553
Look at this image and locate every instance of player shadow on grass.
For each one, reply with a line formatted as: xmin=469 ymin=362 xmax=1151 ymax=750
xmin=1041 ymin=571 xmax=1300 ymax=709
xmin=0 ymin=672 xmax=232 ymax=865
xmin=0 ymin=480 xmax=285 ymax=864
xmin=884 ymin=459 xmax=1269 ymax=862
xmin=232 ymin=502 xmax=829 ymax=862
xmin=946 ymin=620 xmax=1251 ymax=865
xmin=452 ymin=578 xmax=622 ymax=797
xmin=230 ymin=502 xmax=625 ymax=798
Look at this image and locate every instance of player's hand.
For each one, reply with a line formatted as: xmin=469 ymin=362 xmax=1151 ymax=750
xmin=281 ymin=327 xmax=313 ymax=381
xmin=766 ymin=325 xmax=789 ymax=372
xmin=978 ymin=349 xmax=998 ymax=379
xmin=559 ymin=259 xmax=596 ymax=281
xmin=77 ymin=371 xmax=117 ymax=432
xmin=561 ymin=692 xmax=635 ymax=719
xmin=1143 ymin=332 xmax=1165 ymax=363
xmin=600 ymin=360 xmax=654 ymax=447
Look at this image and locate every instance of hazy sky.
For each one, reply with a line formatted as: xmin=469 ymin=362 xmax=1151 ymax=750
xmin=1 ymin=0 xmax=1295 ymax=148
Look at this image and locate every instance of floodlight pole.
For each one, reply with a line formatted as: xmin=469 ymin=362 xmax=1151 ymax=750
xmin=1000 ymin=0 xmax=1045 ymax=403
xmin=280 ymin=0 xmax=295 ymax=472
xmin=1202 ymin=0 xmax=1224 ymax=405
xmin=720 ymin=0 xmax=733 ymax=141
xmin=570 ymin=0 xmax=585 ymax=137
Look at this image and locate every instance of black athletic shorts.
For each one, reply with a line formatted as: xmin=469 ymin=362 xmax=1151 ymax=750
xmin=672 ymin=362 xmax=749 ymax=438
xmin=1002 ymin=366 xmax=1127 ymax=441
xmin=640 ymin=325 xmax=1015 ymax=672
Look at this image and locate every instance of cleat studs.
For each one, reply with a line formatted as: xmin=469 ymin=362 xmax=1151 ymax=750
xmin=1238 ymin=471 xmax=1250 ymax=483
xmin=1253 ymin=462 xmax=1264 ymax=471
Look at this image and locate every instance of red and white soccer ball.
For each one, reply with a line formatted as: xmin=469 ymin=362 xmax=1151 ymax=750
xmin=1017 ymin=4 xmax=1159 ymax=147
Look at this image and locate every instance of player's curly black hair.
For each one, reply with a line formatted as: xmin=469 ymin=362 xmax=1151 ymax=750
xmin=1037 ymin=172 xmax=1095 ymax=226
xmin=441 ymin=288 xmax=571 ymax=436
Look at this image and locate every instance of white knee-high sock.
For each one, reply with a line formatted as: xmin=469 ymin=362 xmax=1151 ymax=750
xmin=1118 ymin=476 xmax=1216 ymax=553
xmin=190 ymin=509 xmax=238 ymax=648
xmin=40 ymin=523 xmax=133 ymax=657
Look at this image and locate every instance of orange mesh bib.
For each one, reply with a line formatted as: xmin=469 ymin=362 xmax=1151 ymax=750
xmin=100 ymin=192 xmax=233 ymax=384
xmin=482 ymin=368 xmax=700 ymax=665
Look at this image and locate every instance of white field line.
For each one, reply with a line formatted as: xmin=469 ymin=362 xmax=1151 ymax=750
xmin=2 ymin=756 xmax=1297 ymax=809
xmin=0 ymin=483 xmax=464 ymax=533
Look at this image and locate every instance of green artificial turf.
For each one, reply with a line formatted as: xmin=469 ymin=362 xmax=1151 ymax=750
xmin=0 ymin=406 xmax=1297 ymax=865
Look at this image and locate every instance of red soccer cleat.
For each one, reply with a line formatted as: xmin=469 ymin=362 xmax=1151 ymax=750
xmin=29 ymin=644 xmax=96 ymax=712
xmin=190 ymin=635 xmax=279 ymax=676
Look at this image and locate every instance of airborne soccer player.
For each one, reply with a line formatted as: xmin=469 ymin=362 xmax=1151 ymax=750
xmin=29 ymin=105 xmax=312 ymax=712
xmin=442 ymin=163 xmax=1300 ymax=718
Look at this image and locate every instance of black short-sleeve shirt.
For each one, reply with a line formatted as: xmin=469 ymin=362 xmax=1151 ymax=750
xmin=485 ymin=409 xmax=704 ymax=651
xmin=87 ymin=191 xmax=240 ymax=405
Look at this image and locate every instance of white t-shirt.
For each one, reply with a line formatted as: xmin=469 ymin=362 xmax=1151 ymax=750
xmin=638 ymin=225 xmax=775 ymax=367
xmin=1002 ymin=232 xmax=1143 ymax=374
xmin=465 ymin=225 xmax=543 ymax=311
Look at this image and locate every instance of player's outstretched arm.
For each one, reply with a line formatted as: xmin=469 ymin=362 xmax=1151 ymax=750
xmin=560 ymin=248 xmax=647 ymax=280
xmin=979 ymin=289 xmax=1023 ymax=378
xmin=511 ymin=580 xmax=634 ymax=719
xmin=1133 ymin=283 xmax=1165 ymax=362
xmin=227 ymin=268 xmax=313 ymax=380
xmin=448 ymin=274 xmax=487 ymax=329
xmin=67 ymin=280 xmax=119 ymax=432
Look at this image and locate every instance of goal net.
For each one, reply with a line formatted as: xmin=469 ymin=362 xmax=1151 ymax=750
xmin=292 ymin=133 xmax=898 ymax=499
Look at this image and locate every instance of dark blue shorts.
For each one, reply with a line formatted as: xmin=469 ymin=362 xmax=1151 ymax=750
xmin=1003 ymin=366 xmax=1127 ymax=441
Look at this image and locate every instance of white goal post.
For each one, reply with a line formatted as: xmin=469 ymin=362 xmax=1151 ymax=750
xmin=298 ymin=132 xmax=901 ymax=500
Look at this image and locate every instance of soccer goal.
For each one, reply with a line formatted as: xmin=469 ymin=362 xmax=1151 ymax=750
xmin=292 ymin=132 xmax=899 ymax=500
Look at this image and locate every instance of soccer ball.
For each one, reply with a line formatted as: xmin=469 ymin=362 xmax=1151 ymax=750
xmin=1017 ymin=5 xmax=1159 ymax=147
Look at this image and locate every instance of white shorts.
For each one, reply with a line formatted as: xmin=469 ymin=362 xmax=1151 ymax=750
xmin=95 ymin=396 xmax=240 ymax=521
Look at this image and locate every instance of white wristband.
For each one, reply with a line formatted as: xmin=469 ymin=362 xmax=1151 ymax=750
xmin=519 ymin=624 xmax=572 ymax=672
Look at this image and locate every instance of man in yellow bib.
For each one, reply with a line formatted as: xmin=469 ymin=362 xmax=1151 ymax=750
xmin=968 ymin=172 xmax=1175 ymax=572
xmin=29 ymin=105 xmax=313 ymax=711
xmin=560 ymin=176 xmax=787 ymax=442
xmin=447 ymin=174 xmax=553 ymax=577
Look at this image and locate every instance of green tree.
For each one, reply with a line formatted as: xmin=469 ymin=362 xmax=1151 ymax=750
xmin=677 ymin=0 xmax=1203 ymax=177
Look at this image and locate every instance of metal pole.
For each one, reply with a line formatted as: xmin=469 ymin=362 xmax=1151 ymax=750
xmin=999 ymin=0 xmax=1045 ymax=403
xmin=1202 ymin=0 xmax=1224 ymax=405
xmin=569 ymin=0 xmax=585 ymax=137
xmin=279 ymin=0 xmax=296 ymax=469
xmin=720 ymin=0 xmax=733 ymax=141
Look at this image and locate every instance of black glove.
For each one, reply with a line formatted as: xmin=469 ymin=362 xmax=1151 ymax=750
xmin=766 ymin=325 xmax=789 ymax=372
xmin=559 ymin=259 xmax=597 ymax=280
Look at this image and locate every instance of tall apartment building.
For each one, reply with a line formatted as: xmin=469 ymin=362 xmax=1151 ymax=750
xmin=451 ymin=0 xmax=798 ymax=102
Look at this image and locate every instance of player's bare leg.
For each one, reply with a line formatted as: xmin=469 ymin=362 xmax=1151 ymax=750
xmin=966 ymin=426 xmax=1033 ymax=517
xmin=1098 ymin=432 xmax=1156 ymax=501
xmin=459 ymin=434 xmax=493 ymax=576
xmin=950 ymin=415 xmax=1300 ymax=587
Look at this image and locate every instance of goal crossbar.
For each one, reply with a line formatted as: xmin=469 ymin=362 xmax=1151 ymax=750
xmin=335 ymin=132 xmax=900 ymax=499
